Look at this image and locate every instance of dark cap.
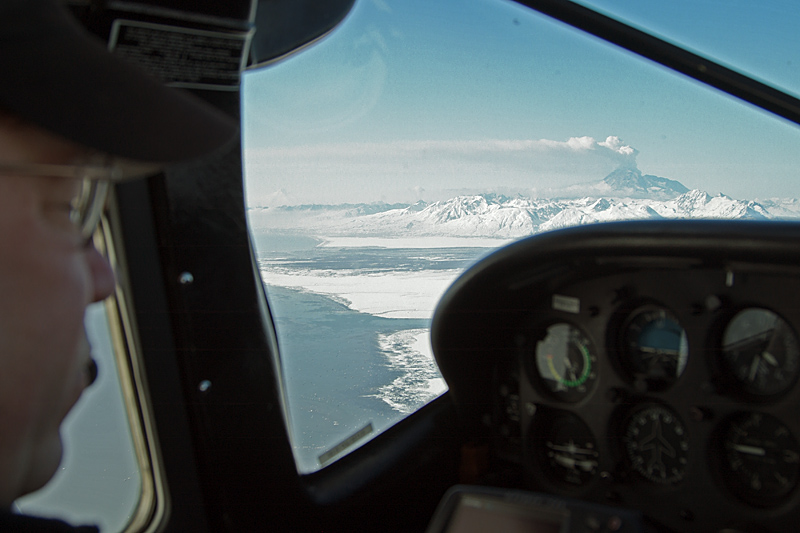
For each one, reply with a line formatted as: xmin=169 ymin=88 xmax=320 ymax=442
xmin=0 ymin=0 xmax=238 ymax=166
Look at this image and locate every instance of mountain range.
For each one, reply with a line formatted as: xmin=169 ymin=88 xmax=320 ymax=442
xmin=247 ymin=168 xmax=800 ymax=240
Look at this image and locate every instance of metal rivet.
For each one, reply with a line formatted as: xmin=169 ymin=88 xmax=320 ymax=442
xmin=198 ymin=380 xmax=211 ymax=393
xmin=179 ymin=272 xmax=194 ymax=285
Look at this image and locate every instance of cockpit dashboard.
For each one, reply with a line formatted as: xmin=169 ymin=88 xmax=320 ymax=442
xmin=431 ymin=220 xmax=800 ymax=532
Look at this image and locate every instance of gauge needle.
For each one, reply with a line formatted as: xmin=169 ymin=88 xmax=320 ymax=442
xmin=563 ymin=355 xmax=579 ymax=381
xmin=549 ymin=442 xmax=595 ymax=455
xmin=748 ymin=356 xmax=761 ymax=382
xmin=762 ymin=351 xmax=778 ymax=366
xmin=732 ymin=444 xmax=766 ymax=456
xmin=554 ymin=454 xmax=598 ymax=472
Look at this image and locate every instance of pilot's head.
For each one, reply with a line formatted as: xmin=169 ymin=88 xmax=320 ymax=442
xmin=0 ymin=0 xmax=237 ymax=507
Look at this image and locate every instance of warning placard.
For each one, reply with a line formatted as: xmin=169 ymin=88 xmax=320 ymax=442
xmin=110 ymin=20 xmax=252 ymax=90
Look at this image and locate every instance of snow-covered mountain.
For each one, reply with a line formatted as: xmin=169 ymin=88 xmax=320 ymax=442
xmin=600 ymin=167 xmax=689 ymax=199
xmin=247 ymin=169 xmax=800 ymax=240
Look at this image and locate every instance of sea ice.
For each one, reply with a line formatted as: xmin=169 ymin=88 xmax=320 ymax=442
xmin=370 ymin=329 xmax=448 ymax=414
xmin=261 ymin=267 xmax=461 ymax=319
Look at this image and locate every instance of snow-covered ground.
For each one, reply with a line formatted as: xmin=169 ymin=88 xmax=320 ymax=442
xmin=263 ymin=266 xmax=461 ymax=319
xmin=317 ymin=236 xmax=514 ymax=248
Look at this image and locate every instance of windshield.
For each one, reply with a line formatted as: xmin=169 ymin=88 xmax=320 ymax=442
xmin=572 ymin=0 xmax=800 ymax=100
xmin=242 ymin=0 xmax=800 ymax=473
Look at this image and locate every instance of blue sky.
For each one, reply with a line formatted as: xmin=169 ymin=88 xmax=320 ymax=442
xmin=242 ymin=0 xmax=800 ymax=205
xmin=575 ymin=0 xmax=800 ymax=99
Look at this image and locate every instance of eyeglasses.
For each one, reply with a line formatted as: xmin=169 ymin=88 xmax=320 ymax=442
xmin=0 ymin=161 xmax=116 ymax=244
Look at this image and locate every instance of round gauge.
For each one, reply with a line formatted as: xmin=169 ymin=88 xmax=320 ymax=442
xmin=721 ymin=308 xmax=800 ymax=398
xmin=622 ymin=307 xmax=688 ymax=390
xmin=719 ymin=412 xmax=800 ymax=506
xmin=622 ymin=404 xmax=689 ymax=485
xmin=534 ymin=410 xmax=599 ymax=488
xmin=534 ymin=323 xmax=598 ymax=403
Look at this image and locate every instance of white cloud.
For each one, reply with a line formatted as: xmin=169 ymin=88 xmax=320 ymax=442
xmin=598 ymin=135 xmax=639 ymax=168
xmin=565 ymin=136 xmax=597 ymax=150
xmin=248 ymin=136 xmax=637 ymax=158
xmin=243 ymin=136 xmax=639 ymax=206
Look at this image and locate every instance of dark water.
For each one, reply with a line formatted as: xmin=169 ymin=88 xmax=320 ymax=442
xmin=267 ymin=286 xmax=428 ymax=467
xmin=257 ymin=241 xmax=493 ymax=472
xmin=259 ymin=244 xmax=488 ymax=273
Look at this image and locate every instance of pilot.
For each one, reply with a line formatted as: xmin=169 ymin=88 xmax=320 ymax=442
xmin=0 ymin=0 xmax=237 ymax=530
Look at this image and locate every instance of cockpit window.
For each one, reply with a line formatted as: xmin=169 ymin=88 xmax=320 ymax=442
xmin=15 ymin=303 xmax=142 ymax=531
xmin=572 ymin=0 xmax=800 ymax=100
xmin=242 ymin=0 xmax=800 ymax=473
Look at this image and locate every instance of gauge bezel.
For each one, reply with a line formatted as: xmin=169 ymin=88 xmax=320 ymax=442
xmin=716 ymin=306 xmax=800 ymax=401
xmin=528 ymin=407 xmax=599 ymax=491
xmin=713 ymin=411 xmax=800 ymax=508
xmin=526 ymin=321 xmax=599 ymax=404
xmin=618 ymin=402 xmax=690 ymax=486
xmin=615 ymin=304 xmax=689 ymax=392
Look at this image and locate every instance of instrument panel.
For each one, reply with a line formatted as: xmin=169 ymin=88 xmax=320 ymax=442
xmin=431 ymin=221 xmax=800 ymax=532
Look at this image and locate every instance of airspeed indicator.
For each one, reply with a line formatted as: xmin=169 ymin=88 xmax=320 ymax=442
xmin=533 ymin=323 xmax=598 ymax=403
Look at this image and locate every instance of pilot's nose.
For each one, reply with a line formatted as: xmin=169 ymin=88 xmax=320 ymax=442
xmin=86 ymin=245 xmax=116 ymax=302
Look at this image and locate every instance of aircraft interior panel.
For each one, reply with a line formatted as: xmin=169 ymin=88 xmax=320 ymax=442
xmin=432 ymin=220 xmax=800 ymax=532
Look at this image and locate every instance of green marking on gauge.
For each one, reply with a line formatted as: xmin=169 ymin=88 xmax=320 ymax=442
xmin=545 ymin=343 xmax=591 ymax=387
xmin=534 ymin=322 xmax=598 ymax=402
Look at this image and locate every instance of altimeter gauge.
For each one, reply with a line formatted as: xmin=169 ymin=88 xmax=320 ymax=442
xmin=533 ymin=410 xmax=599 ymax=488
xmin=721 ymin=308 xmax=800 ymax=398
xmin=622 ymin=404 xmax=689 ymax=485
xmin=719 ymin=412 xmax=800 ymax=506
xmin=533 ymin=323 xmax=598 ymax=403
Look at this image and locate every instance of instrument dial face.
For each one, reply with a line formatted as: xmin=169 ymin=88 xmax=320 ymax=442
xmin=534 ymin=323 xmax=598 ymax=403
xmin=622 ymin=404 xmax=689 ymax=485
xmin=534 ymin=410 xmax=599 ymax=488
xmin=720 ymin=412 xmax=800 ymax=506
xmin=622 ymin=307 xmax=688 ymax=391
xmin=721 ymin=308 xmax=800 ymax=398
